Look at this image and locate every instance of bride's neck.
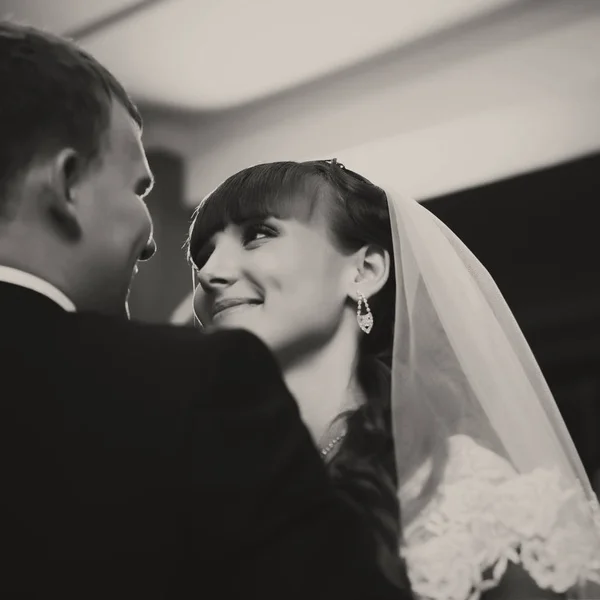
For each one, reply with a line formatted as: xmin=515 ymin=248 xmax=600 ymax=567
xmin=281 ymin=329 xmax=363 ymax=446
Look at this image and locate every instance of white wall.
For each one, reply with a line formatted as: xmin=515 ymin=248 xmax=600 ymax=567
xmin=144 ymin=0 xmax=600 ymax=206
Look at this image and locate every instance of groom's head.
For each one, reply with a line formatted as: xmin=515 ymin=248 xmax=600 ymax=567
xmin=0 ymin=20 xmax=156 ymax=317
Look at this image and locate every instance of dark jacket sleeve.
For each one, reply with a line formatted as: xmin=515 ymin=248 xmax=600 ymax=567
xmin=182 ymin=328 xmax=410 ymax=599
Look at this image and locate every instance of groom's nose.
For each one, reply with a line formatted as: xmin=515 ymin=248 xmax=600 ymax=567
xmin=139 ymin=236 xmax=157 ymax=261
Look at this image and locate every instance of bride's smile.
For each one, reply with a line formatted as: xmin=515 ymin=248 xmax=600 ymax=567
xmin=212 ymin=299 xmax=262 ymax=320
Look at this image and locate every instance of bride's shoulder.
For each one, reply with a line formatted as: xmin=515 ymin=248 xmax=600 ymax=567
xmin=401 ymin=434 xmax=600 ymax=600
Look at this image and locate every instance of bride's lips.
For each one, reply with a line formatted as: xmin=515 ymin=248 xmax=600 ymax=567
xmin=211 ymin=298 xmax=262 ymax=319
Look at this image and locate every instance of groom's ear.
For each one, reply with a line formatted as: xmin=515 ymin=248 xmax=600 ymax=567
xmin=44 ymin=148 xmax=84 ymax=240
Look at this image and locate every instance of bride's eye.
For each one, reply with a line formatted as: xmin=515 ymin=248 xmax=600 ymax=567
xmin=243 ymin=222 xmax=277 ymax=245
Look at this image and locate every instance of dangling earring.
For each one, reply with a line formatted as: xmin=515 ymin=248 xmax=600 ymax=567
xmin=356 ymin=290 xmax=373 ymax=334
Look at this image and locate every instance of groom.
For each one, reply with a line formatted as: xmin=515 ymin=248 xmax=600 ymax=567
xmin=0 ymin=20 xmax=410 ymax=600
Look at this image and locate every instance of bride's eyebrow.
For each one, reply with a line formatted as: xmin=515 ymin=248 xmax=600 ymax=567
xmin=189 ymin=211 xmax=281 ymax=267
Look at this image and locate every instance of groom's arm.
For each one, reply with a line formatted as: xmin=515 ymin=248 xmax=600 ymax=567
xmin=181 ymin=328 xmax=407 ymax=599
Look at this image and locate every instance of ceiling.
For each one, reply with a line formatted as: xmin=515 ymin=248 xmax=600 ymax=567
xmin=0 ymin=0 xmax=520 ymax=111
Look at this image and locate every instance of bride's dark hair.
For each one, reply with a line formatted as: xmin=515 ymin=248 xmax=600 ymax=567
xmin=186 ymin=160 xmax=448 ymax=584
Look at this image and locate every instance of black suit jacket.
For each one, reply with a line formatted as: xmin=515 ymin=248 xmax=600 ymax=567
xmin=0 ymin=282 xmax=408 ymax=599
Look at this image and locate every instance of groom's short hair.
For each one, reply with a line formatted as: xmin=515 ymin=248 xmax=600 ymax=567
xmin=0 ymin=20 xmax=142 ymax=215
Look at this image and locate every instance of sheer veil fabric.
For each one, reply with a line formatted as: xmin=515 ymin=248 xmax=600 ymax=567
xmin=383 ymin=183 xmax=600 ymax=598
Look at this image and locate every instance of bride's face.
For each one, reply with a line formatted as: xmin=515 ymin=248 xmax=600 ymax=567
xmin=192 ymin=213 xmax=354 ymax=359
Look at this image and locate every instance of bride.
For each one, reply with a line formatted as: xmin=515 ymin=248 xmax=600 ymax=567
xmin=184 ymin=159 xmax=600 ymax=599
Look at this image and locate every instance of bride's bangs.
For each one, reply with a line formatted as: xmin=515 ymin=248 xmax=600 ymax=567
xmin=187 ymin=162 xmax=322 ymax=266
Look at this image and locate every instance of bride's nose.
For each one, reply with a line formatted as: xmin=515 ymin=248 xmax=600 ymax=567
xmin=196 ymin=242 xmax=241 ymax=292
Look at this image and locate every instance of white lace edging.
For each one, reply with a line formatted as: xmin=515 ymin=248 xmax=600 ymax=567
xmin=400 ymin=435 xmax=600 ymax=600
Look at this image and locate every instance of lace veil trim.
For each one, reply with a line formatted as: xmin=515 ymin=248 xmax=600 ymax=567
xmin=400 ymin=435 xmax=600 ymax=600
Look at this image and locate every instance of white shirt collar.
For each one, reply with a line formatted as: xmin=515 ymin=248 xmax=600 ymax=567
xmin=0 ymin=266 xmax=76 ymax=312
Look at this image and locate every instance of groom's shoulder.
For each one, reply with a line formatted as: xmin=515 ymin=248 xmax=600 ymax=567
xmin=71 ymin=311 xmax=277 ymax=372
xmin=67 ymin=313 xmax=284 ymax=399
